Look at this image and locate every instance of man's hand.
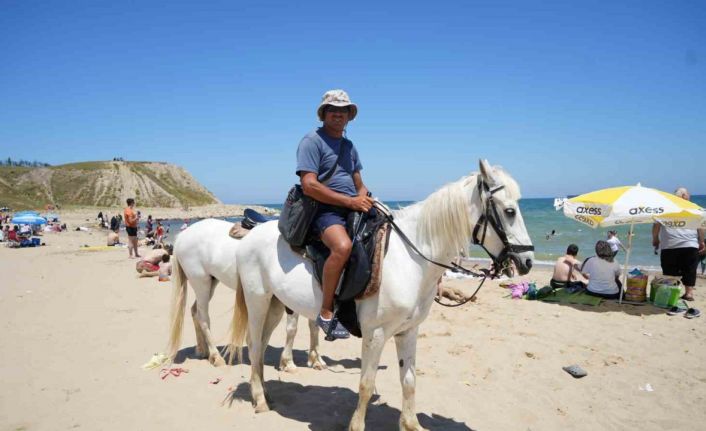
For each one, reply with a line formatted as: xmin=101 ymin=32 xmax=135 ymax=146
xmin=348 ymin=195 xmax=374 ymax=212
xmin=652 ymin=238 xmax=659 ymax=248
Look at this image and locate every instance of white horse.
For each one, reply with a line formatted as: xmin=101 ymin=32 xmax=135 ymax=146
xmin=166 ymin=218 xmax=326 ymax=371
xmin=228 ymin=160 xmax=534 ymax=430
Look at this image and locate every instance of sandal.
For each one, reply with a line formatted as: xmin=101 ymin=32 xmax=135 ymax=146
xmin=667 ymin=305 xmax=687 ymax=316
xmin=684 ymin=308 xmax=701 ymax=319
xmin=667 ymin=300 xmax=688 ymax=316
xmin=681 ymin=294 xmax=695 ymax=302
xmin=317 ymin=315 xmax=350 ymax=340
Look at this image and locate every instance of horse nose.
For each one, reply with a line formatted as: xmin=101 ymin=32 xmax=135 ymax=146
xmin=525 ymin=259 xmax=533 ymax=271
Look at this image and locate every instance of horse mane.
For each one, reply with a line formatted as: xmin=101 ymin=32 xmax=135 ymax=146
xmin=393 ymin=166 xmax=521 ymax=258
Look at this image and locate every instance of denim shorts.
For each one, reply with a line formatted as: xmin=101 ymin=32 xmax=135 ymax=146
xmin=311 ymin=204 xmax=350 ymax=236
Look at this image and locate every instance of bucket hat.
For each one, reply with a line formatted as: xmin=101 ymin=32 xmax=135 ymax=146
xmin=317 ymin=89 xmax=358 ymax=121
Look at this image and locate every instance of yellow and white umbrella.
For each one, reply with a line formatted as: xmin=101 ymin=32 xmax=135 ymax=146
xmin=560 ymin=184 xmax=706 ymax=303
xmin=563 ymin=184 xmax=705 ymax=229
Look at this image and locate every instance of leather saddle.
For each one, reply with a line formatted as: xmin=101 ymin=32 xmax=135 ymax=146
xmin=305 ymin=207 xmax=390 ymax=337
xmin=234 ymin=207 xmax=390 ymax=338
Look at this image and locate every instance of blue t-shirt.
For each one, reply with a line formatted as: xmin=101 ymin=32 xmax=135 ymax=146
xmin=296 ymin=128 xmax=363 ymax=197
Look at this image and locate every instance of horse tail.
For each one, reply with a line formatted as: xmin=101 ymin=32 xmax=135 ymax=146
xmin=166 ymin=254 xmax=188 ymax=362
xmin=226 ymin=270 xmax=248 ymax=365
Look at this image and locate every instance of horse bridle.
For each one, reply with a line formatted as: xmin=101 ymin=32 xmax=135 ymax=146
xmin=472 ymin=179 xmax=535 ymax=275
xmin=375 ymin=176 xmax=534 ymax=307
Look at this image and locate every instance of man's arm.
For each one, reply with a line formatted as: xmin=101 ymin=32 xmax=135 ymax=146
xmin=652 ymin=223 xmax=661 ymax=248
xmin=698 ymin=228 xmax=705 ymax=253
xmin=352 ymin=171 xmax=369 ymax=198
xmin=300 ymin=172 xmax=373 ymax=212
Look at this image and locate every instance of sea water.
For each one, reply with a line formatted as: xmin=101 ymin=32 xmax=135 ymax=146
xmin=155 ymin=195 xmax=705 ymax=271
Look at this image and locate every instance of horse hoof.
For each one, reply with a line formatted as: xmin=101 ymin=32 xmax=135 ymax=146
xmin=309 ymin=360 xmax=327 ymax=371
xmin=308 ymin=353 xmax=327 ymax=370
xmin=194 ymin=347 xmax=207 ymax=358
xmin=279 ymin=362 xmax=298 ymax=373
xmin=399 ymin=418 xmax=426 ymax=431
xmin=254 ymin=402 xmax=270 ymax=413
xmin=210 ymin=354 xmax=226 ymax=367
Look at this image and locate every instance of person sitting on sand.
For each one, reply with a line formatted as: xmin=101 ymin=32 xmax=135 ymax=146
xmin=145 ymin=215 xmax=153 ymax=236
xmin=18 ymin=224 xmax=31 ymax=239
xmin=580 ymin=240 xmax=622 ymax=299
xmin=158 ymin=254 xmax=172 ymax=281
xmin=136 ymin=244 xmax=173 ymax=277
xmin=110 ymin=214 xmax=120 ymax=232
xmin=107 ymin=230 xmax=121 ymax=246
xmin=8 ymin=226 xmax=19 ymax=244
xmin=550 ymin=244 xmax=587 ymax=291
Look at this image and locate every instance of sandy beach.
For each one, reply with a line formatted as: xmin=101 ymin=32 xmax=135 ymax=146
xmin=1 ymin=222 xmax=705 ymax=431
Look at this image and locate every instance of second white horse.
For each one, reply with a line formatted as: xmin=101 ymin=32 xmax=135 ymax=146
xmin=165 ymin=218 xmax=326 ymax=371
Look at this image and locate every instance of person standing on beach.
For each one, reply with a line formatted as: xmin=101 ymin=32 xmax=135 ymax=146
xmin=124 ymin=198 xmax=140 ymax=258
xmin=296 ymin=89 xmax=374 ymax=340
xmin=652 ymin=187 xmax=705 ymax=301
xmin=607 ymin=230 xmax=626 ymax=258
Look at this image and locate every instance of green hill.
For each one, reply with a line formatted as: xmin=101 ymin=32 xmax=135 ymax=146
xmin=0 ymin=161 xmax=220 ymax=209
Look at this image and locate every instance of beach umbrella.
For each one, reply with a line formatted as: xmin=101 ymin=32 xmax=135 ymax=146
xmin=560 ymin=184 xmax=706 ymax=303
xmin=14 ymin=210 xmax=40 ymax=216
xmin=11 ymin=214 xmax=47 ymax=225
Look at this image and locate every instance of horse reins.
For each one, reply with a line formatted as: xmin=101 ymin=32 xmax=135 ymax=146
xmin=373 ymin=177 xmax=534 ymax=308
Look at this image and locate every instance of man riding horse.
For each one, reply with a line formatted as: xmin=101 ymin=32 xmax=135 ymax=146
xmin=296 ymin=89 xmax=375 ymax=340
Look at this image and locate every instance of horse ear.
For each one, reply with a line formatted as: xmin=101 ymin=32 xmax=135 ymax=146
xmin=479 ymin=159 xmax=497 ymax=185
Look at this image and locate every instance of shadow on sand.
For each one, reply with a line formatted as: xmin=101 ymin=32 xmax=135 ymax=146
xmin=225 ymin=380 xmax=474 ymax=431
xmin=174 ymin=345 xmax=376 ymax=371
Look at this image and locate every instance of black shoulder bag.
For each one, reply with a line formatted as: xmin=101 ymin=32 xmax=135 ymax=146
xmin=278 ymin=144 xmax=344 ymax=247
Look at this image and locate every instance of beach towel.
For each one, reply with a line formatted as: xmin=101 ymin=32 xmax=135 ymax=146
xmin=538 ymin=287 xmax=603 ymax=306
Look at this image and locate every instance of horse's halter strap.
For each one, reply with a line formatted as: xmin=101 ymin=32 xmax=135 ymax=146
xmin=472 ymin=179 xmax=535 ymax=274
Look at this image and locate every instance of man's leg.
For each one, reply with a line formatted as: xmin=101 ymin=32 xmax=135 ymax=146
xmin=320 ymin=224 xmax=352 ymax=319
xmin=682 ymin=248 xmax=699 ymax=301
xmin=132 ymin=235 xmax=140 ymax=258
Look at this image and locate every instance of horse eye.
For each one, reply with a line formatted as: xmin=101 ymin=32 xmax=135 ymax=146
xmin=504 ymin=208 xmax=516 ymax=217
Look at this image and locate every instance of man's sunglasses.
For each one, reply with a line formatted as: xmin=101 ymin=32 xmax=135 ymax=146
xmin=326 ymin=106 xmax=350 ymax=114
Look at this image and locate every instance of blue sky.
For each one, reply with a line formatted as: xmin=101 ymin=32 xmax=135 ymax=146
xmin=1 ymin=1 xmax=704 ymax=203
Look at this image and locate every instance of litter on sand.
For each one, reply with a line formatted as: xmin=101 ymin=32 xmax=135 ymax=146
xmin=141 ymin=352 xmax=169 ymax=370
xmin=562 ymin=365 xmax=587 ymax=378
xmin=160 ymin=367 xmax=189 ymax=380
xmin=639 ymin=383 xmax=654 ymax=392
